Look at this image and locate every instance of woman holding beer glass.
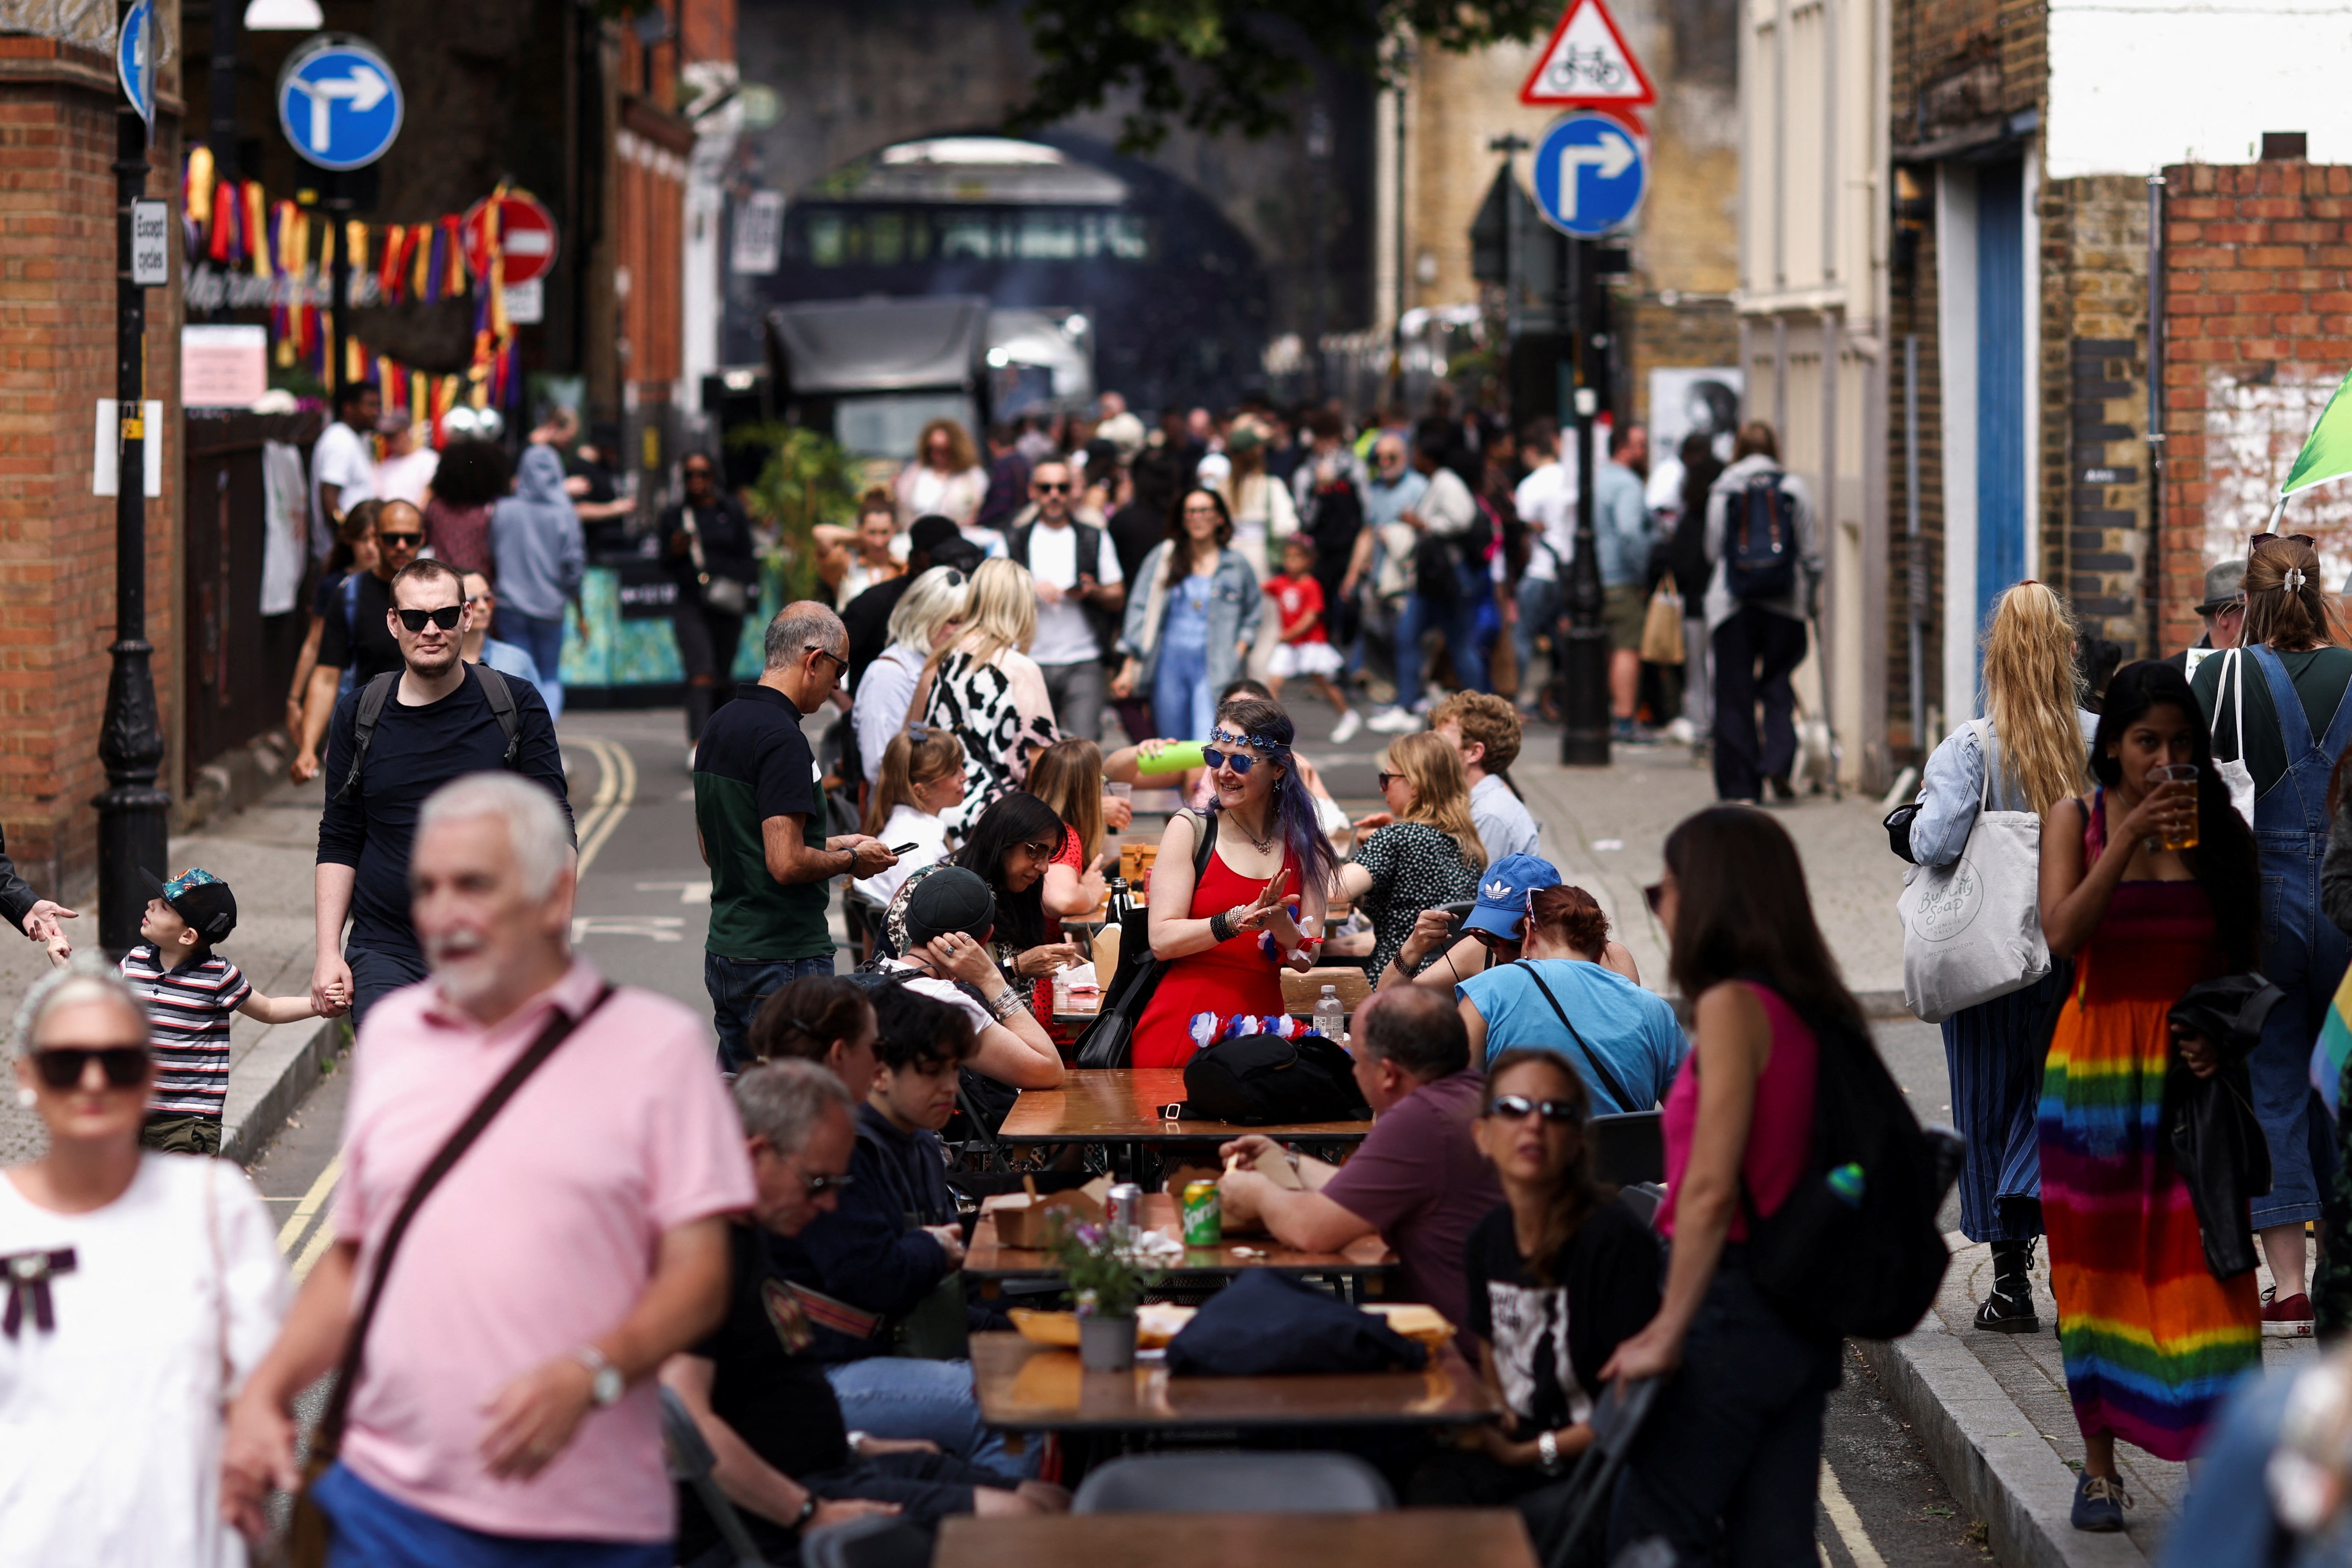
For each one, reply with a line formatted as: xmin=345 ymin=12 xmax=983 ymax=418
xmin=2037 ymin=660 xmax=2261 ymax=1530
xmin=2190 ymin=533 xmax=2352 ymax=1335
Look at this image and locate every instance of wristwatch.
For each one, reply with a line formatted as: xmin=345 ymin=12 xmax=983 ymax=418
xmin=573 ymin=1345 xmax=624 ymax=1408
xmin=1537 ymin=1429 xmax=1562 ymax=1473
xmin=793 ymin=1492 xmax=819 ymax=1529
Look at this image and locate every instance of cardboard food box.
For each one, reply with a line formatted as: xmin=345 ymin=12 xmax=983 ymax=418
xmin=985 ymin=1175 xmax=1114 ymax=1249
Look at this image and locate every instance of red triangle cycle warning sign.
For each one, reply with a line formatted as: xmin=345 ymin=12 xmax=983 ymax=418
xmin=1519 ymin=0 xmax=1658 ymax=109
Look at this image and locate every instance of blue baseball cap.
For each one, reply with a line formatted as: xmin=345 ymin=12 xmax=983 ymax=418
xmin=1462 ymin=853 xmax=1562 ymax=940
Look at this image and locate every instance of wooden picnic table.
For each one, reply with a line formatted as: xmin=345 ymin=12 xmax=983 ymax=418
xmin=996 ymin=1068 xmax=1374 ymax=1145
xmin=967 ymin=1332 xmax=1500 ymax=1434
xmin=964 ymin=1191 xmax=1394 ymax=1283
xmin=936 ymin=1509 xmax=1539 ymax=1568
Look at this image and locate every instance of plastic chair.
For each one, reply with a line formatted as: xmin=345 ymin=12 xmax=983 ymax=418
xmin=1545 ymin=1376 xmax=1661 ymax=1568
xmin=1071 ymin=1450 xmax=1396 ymax=1514
xmin=1588 ymin=1110 xmax=1665 ymax=1185
xmin=659 ymin=1385 xmax=773 ymax=1568
xmin=801 ymin=1514 xmax=935 ymax=1568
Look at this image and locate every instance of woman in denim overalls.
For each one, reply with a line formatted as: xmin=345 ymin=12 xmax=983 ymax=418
xmin=2192 ymin=534 xmax=2352 ymax=1336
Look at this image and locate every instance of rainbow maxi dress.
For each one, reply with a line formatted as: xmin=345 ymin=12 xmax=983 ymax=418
xmin=2036 ymin=792 xmax=2260 ymax=1461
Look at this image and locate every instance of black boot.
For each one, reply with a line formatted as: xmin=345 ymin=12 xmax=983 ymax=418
xmin=1974 ymin=1238 xmax=2039 ymax=1332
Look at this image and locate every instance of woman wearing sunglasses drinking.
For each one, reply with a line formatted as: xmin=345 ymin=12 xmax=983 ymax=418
xmin=2190 ymin=533 xmax=2352 ymax=1338
xmin=0 ymin=966 xmax=287 ymax=1565
xmin=1128 ymin=698 xmax=1340 ymax=1068
xmin=1409 ymin=1050 xmax=1660 ymax=1560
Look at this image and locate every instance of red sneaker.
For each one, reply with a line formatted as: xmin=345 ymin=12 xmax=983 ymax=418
xmin=2263 ymin=1291 xmax=2315 ymax=1337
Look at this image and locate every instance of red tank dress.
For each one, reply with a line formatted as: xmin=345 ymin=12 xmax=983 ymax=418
xmin=1129 ymin=845 xmax=1297 ymax=1069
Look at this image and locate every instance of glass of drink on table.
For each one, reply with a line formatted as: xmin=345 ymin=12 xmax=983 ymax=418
xmin=2151 ymin=764 xmax=2198 ymax=852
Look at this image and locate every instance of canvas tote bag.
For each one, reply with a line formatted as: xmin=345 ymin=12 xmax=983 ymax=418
xmin=2212 ymin=647 xmax=2257 ymax=828
xmin=1899 ymin=721 xmax=2052 ymax=1023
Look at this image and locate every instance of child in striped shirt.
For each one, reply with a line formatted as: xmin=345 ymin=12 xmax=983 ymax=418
xmin=63 ymin=868 xmax=337 ymax=1155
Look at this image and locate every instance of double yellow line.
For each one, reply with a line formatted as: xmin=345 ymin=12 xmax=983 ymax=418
xmin=267 ymin=737 xmax=640 ymax=1283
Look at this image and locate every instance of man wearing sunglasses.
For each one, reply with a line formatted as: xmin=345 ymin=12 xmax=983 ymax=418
xmin=1007 ymin=458 xmax=1124 ymax=741
xmin=313 ymin=558 xmax=572 ymax=1023
xmin=292 ymin=499 xmax=426 ymax=783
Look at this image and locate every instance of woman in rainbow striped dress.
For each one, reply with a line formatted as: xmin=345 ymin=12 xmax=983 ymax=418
xmin=2038 ymin=660 xmax=2264 ymax=1531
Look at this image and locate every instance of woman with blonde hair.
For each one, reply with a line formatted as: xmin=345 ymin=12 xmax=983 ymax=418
xmin=893 ymin=418 xmax=988 ymax=533
xmin=1337 ymin=729 xmax=1486 ymax=980
xmin=851 ymin=564 xmax=969 ymax=785
xmin=1025 ymin=737 xmax=1116 ymax=923
xmin=2192 ymin=532 xmax=2352 ymax=1335
xmin=1907 ymin=580 xmax=2094 ymax=1332
xmin=916 ymin=557 xmax=1059 ymax=831
xmin=855 ymin=725 xmax=967 ymax=910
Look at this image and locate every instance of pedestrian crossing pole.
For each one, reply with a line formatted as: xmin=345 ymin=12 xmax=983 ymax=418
xmin=1557 ymin=236 xmax=1613 ymax=766
xmin=95 ymin=0 xmax=170 ymax=957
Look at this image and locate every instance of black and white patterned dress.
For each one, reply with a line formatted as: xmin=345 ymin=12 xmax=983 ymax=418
xmin=919 ymin=646 xmax=1059 ymax=834
xmin=1350 ymin=819 xmax=1482 ymax=976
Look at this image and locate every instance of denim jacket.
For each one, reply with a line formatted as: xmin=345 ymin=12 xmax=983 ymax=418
xmin=1908 ymin=711 xmax=2100 ymax=866
xmin=1118 ymin=542 xmax=1263 ymax=694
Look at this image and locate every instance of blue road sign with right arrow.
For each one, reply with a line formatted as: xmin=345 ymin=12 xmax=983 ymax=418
xmin=277 ymin=35 xmax=403 ymax=172
xmin=1532 ymin=112 xmax=1647 ymax=239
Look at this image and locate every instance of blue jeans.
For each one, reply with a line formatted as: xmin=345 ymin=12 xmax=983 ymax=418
xmin=313 ymin=1463 xmax=669 ymax=1568
xmin=2155 ymin=1369 xmax=2293 ymax=1568
xmin=1393 ymin=561 xmax=1489 ymax=713
xmin=499 ymin=609 xmax=566 ymax=723
xmin=826 ymin=1356 xmax=1036 ymax=1480
xmin=1514 ymin=575 xmax=1559 ymax=697
xmin=347 ymin=942 xmax=428 ymax=1028
xmin=1151 ymin=637 xmax=1213 ymax=741
xmin=705 ymin=950 xmax=836 ymax=1072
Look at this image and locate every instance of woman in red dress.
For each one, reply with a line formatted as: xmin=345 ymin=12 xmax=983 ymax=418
xmin=1130 ymin=697 xmax=1343 ymax=1067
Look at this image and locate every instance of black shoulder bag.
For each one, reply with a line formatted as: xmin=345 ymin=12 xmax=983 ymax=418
xmin=284 ymin=985 xmax=616 ymax=1568
xmin=1072 ymin=811 xmax=1219 ymax=1069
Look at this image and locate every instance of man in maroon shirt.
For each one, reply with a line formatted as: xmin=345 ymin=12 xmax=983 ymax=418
xmin=1217 ymin=986 xmax=1502 ymax=1327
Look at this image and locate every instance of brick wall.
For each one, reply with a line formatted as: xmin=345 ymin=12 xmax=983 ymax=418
xmin=2039 ymin=175 xmax=2151 ymax=658
xmin=0 ymin=41 xmax=181 ymax=903
xmin=2158 ymin=158 xmax=2352 ymax=656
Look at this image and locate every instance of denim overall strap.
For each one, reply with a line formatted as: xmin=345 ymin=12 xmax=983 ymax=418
xmin=2247 ymin=645 xmax=2352 ymax=841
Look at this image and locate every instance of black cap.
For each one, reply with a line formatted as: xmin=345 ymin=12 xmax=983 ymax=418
xmin=140 ymin=867 xmax=237 ymax=944
xmin=902 ymin=867 xmax=996 ymax=948
xmin=908 ymin=515 xmax=962 ymax=557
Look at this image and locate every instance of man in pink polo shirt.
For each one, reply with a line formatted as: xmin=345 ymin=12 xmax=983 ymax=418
xmin=223 ymin=773 xmax=754 ymax=1565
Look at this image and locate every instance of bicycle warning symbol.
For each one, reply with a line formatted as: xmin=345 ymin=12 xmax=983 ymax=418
xmin=1519 ymin=0 xmax=1658 ymax=110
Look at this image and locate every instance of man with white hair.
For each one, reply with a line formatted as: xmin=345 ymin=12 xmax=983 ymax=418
xmin=224 ymin=773 xmax=754 ymax=1565
xmin=694 ymin=600 xmax=895 ymax=1070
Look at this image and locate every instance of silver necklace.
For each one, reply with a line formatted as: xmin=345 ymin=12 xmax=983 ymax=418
xmin=1228 ymin=811 xmax=1279 ymax=855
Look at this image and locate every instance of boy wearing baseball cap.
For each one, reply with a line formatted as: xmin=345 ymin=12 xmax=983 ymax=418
xmin=96 ymin=868 xmax=336 ymax=1155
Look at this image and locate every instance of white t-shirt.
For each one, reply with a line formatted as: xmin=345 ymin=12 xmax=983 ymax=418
xmin=1022 ymin=522 xmax=1123 ymax=666
xmin=374 ymin=448 xmax=439 ymax=509
xmin=1514 ymin=457 xmax=1579 ymax=583
xmin=880 ymin=959 xmax=995 ymax=1037
xmin=0 ymin=1155 xmax=287 ymax=1568
xmin=310 ymin=419 xmax=375 ymax=558
xmin=856 ymin=803 xmax=948 ymax=908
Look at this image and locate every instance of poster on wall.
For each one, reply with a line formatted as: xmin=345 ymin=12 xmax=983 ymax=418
xmin=1648 ymin=367 xmax=1743 ymax=464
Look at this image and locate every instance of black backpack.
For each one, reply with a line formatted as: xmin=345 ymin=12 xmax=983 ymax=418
xmin=1741 ymin=999 xmax=1958 ymax=1341
xmin=1008 ymin=520 xmax=1122 ymax=658
xmin=335 ymin=666 xmax=522 ymax=803
xmin=1181 ymin=1033 xmax=1369 ymax=1125
xmin=1724 ymin=474 xmax=1797 ymax=602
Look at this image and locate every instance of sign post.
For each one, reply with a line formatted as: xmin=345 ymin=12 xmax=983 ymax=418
xmin=97 ymin=0 xmax=168 ymax=954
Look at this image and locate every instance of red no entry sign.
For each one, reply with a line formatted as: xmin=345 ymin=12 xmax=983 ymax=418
xmin=463 ymin=191 xmax=559 ymax=287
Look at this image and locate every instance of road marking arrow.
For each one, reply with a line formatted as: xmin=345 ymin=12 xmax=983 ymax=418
xmin=291 ymin=65 xmax=393 ymax=148
xmin=1554 ymin=129 xmax=1637 ymax=220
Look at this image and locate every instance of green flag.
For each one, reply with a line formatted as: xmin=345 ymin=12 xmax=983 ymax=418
xmin=2282 ymin=366 xmax=2352 ymax=499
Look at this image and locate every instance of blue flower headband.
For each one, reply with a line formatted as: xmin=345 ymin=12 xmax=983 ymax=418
xmin=1210 ymin=725 xmax=1289 ymax=757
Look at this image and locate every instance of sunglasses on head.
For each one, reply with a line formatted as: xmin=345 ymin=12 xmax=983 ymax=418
xmin=397 ymin=605 xmax=464 ymax=632
xmin=377 ymin=531 xmax=423 ymax=548
xmin=2253 ymin=532 xmax=2315 ymax=551
xmin=32 ymin=1045 xmax=149 ymax=1090
xmin=1485 ymin=1093 xmax=1583 ymax=1125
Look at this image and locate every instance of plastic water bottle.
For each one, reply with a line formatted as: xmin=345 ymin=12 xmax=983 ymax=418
xmin=1314 ymin=985 xmax=1345 ymax=1042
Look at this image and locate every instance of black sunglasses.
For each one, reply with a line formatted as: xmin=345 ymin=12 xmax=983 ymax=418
xmin=1485 ymin=1094 xmax=1583 ymax=1125
xmin=32 ymin=1045 xmax=150 ymax=1090
xmin=1036 ymin=481 xmax=1072 ymax=494
xmin=377 ymin=531 xmax=424 ymax=548
xmin=1375 ymin=771 xmax=1401 ymax=789
xmin=1201 ymin=747 xmax=1263 ymax=776
xmin=806 ymin=644 xmax=850 ymax=676
xmin=1643 ymin=882 xmax=1667 ymax=916
xmin=397 ymin=605 xmax=464 ymax=632
xmin=2252 ymin=532 xmax=2315 ymax=551
xmin=801 ymin=1169 xmax=854 ymax=1197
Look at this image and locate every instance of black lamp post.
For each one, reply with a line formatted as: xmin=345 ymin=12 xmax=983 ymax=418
xmin=95 ymin=16 xmax=169 ymax=957
xmin=1556 ymin=236 xmax=1611 ymax=766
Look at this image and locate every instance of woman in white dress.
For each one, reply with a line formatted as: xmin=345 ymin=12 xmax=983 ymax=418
xmin=0 ymin=966 xmax=287 ymax=1568
xmin=892 ymin=418 xmax=988 ymax=532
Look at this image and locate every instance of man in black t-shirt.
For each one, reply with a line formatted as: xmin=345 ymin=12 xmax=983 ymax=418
xmin=663 ymin=1061 xmax=1061 ymax=1562
xmin=312 ymin=558 xmax=573 ymax=1021
xmin=292 ymin=499 xmax=425 ymax=783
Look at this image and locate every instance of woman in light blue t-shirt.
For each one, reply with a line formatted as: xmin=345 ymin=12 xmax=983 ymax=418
xmin=1457 ymin=885 xmax=1687 ymax=1115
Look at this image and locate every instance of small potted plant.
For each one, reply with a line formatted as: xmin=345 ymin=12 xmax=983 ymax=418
xmin=1049 ymin=1216 xmax=1160 ymax=1371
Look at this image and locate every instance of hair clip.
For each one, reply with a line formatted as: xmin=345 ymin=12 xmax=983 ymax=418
xmin=2287 ymin=566 xmax=2308 ymax=593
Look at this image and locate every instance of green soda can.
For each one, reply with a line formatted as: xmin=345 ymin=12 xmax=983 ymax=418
xmin=1181 ymin=1179 xmax=1223 ymax=1246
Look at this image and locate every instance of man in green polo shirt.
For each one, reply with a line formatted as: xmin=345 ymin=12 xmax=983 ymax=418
xmin=695 ymin=601 xmax=896 ymax=1069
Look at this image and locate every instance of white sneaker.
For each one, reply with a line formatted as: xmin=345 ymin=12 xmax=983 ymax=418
xmin=1663 ymin=717 xmax=1695 ymax=744
xmin=1366 ymin=707 xmax=1420 ymax=734
xmin=1330 ymin=709 xmax=1363 ymax=744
